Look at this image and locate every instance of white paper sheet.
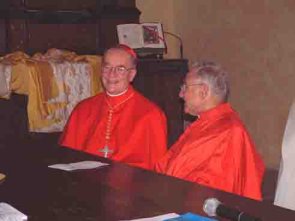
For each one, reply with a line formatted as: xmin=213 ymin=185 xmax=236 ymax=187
xmin=48 ymin=161 xmax=109 ymax=171
xmin=0 ymin=202 xmax=27 ymax=221
xmin=121 ymin=213 xmax=179 ymax=221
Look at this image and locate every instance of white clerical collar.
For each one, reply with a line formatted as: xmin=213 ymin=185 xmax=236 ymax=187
xmin=106 ymin=88 xmax=128 ymax=97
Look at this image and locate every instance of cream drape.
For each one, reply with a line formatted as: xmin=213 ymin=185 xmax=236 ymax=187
xmin=0 ymin=49 xmax=103 ymax=132
xmin=274 ymin=100 xmax=295 ymax=210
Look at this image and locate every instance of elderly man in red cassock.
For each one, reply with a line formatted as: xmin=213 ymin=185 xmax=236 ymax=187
xmin=60 ymin=45 xmax=167 ymax=170
xmin=155 ymin=61 xmax=265 ymax=200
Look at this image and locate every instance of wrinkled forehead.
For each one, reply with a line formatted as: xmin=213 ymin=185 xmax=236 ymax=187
xmin=103 ymin=48 xmax=133 ymax=66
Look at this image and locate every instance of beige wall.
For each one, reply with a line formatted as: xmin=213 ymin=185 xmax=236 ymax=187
xmin=137 ymin=0 xmax=295 ymax=169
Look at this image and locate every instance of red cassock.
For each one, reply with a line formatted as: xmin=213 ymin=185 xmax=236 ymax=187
xmin=155 ymin=103 xmax=265 ymax=200
xmin=60 ymin=86 xmax=167 ymax=170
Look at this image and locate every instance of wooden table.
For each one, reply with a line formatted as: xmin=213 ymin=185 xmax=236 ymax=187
xmin=0 ymin=140 xmax=295 ymax=221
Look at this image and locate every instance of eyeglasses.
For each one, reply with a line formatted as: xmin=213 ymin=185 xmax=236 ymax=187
xmin=102 ymin=65 xmax=134 ymax=75
xmin=180 ymin=83 xmax=204 ymax=91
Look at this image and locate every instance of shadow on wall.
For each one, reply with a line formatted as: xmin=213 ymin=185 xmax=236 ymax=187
xmin=262 ymin=168 xmax=278 ymax=203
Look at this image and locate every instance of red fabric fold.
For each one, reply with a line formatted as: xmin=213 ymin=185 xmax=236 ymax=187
xmin=156 ymin=103 xmax=265 ymax=200
xmin=60 ymin=86 xmax=167 ymax=170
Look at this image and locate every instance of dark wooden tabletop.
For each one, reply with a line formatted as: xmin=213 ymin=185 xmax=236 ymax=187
xmin=0 ymin=139 xmax=295 ymax=221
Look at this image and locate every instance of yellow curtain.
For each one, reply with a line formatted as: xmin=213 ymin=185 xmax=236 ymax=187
xmin=0 ymin=49 xmax=103 ymax=132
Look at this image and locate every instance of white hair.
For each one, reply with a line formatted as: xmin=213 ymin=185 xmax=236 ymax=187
xmin=191 ymin=61 xmax=230 ymax=102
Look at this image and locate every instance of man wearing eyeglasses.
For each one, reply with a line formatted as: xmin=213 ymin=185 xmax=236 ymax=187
xmin=60 ymin=45 xmax=167 ymax=170
xmin=156 ymin=61 xmax=265 ymax=200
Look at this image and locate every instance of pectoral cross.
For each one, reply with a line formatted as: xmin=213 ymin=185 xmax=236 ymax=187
xmin=99 ymin=145 xmax=114 ymax=158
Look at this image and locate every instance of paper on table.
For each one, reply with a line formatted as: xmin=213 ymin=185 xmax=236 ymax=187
xmin=0 ymin=202 xmax=27 ymax=221
xmin=121 ymin=213 xmax=179 ymax=221
xmin=48 ymin=161 xmax=109 ymax=171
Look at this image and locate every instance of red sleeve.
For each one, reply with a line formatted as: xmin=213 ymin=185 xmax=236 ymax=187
xmin=154 ymin=138 xmax=179 ymax=173
xmin=229 ymin=127 xmax=265 ymax=200
xmin=148 ymin=109 xmax=168 ymax=170
xmin=186 ymin=126 xmax=264 ymax=200
xmin=59 ymin=104 xmax=87 ymax=150
xmin=155 ymin=124 xmax=264 ymax=200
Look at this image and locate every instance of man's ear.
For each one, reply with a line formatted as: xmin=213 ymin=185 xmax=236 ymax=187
xmin=199 ymin=84 xmax=209 ymax=100
xmin=128 ymin=69 xmax=137 ymax=82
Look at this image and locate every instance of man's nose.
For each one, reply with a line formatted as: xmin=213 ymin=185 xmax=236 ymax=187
xmin=179 ymin=88 xmax=184 ymax=98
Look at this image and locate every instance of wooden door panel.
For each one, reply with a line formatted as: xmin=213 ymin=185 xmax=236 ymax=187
xmin=135 ymin=59 xmax=188 ymax=146
xmin=25 ymin=0 xmax=97 ymax=10
xmin=4 ymin=0 xmax=139 ymax=55
xmin=26 ymin=23 xmax=98 ymax=54
xmin=0 ymin=20 xmax=6 ymax=55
